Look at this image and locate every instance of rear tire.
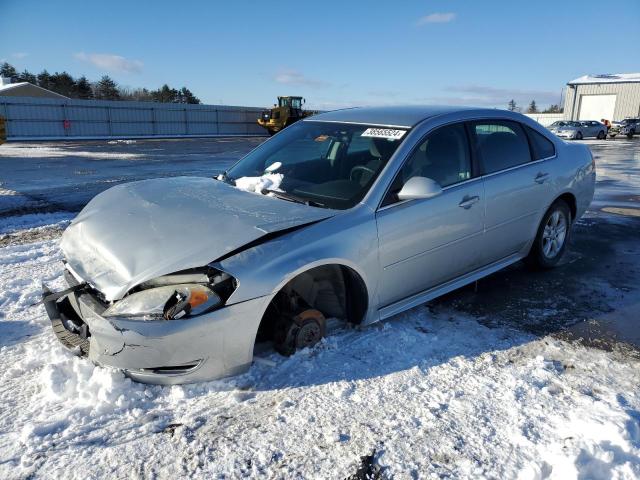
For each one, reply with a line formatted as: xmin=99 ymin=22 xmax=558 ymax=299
xmin=525 ymin=200 xmax=572 ymax=269
xmin=597 ymin=130 xmax=606 ymax=139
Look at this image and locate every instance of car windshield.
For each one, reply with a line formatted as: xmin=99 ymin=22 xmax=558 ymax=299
xmin=225 ymin=121 xmax=409 ymax=209
xmin=551 ymin=121 xmax=567 ymax=127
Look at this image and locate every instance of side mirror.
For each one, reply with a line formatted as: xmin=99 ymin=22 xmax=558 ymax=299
xmin=397 ymin=176 xmax=443 ymax=201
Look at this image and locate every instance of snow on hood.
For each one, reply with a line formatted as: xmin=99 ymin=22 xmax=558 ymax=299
xmin=61 ymin=176 xmax=335 ymax=301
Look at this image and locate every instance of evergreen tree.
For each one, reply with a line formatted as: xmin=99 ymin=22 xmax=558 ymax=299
xmin=151 ymin=84 xmax=178 ymax=103
xmin=50 ymin=72 xmax=76 ymax=97
xmin=74 ymin=76 xmax=94 ymax=99
xmin=508 ymin=99 xmax=517 ymax=111
xmin=37 ymin=70 xmax=53 ymax=90
xmin=178 ymin=87 xmax=200 ymax=104
xmin=3 ymin=62 xmax=202 ymax=104
xmin=94 ymin=75 xmax=120 ymax=100
xmin=527 ymin=100 xmax=538 ymax=114
xmin=0 ymin=62 xmax=17 ymax=79
xmin=16 ymin=69 xmax=37 ymax=84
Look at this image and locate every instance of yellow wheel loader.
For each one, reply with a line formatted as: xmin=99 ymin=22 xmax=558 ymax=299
xmin=257 ymin=96 xmax=316 ymax=136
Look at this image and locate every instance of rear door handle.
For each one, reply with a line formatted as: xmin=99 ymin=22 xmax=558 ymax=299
xmin=534 ymin=172 xmax=550 ymax=184
xmin=458 ymin=195 xmax=480 ymax=209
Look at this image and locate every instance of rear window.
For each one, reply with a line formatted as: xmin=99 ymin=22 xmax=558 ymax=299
xmin=471 ymin=120 xmax=531 ymax=174
xmin=526 ymin=126 xmax=555 ymax=160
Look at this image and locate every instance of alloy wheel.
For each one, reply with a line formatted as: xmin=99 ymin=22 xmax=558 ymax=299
xmin=542 ymin=210 xmax=567 ymax=258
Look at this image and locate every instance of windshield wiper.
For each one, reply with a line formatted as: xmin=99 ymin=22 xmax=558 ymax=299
xmin=216 ymin=171 xmax=234 ymax=185
xmin=261 ymin=189 xmax=327 ymax=208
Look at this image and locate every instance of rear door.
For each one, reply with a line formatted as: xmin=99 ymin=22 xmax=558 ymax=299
xmin=585 ymin=121 xmax=599 ymax=137
xmin=470 ymin=120 xmax=555 ymax=265
xmin=376 ymin=122 xmax=485 ymax=306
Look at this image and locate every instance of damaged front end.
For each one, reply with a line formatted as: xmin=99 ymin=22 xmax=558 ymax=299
xmin=41 ymin=264 xmax=269 ymax=384
xmin=41 ymin=176 xmax=337 ymax=383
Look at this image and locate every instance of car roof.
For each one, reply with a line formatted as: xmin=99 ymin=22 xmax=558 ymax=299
xmin=306 ymin=105 xmax=483 ymax=128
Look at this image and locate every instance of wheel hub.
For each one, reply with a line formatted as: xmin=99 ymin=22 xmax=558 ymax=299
xmin=295 ymin=321 xmax=322 ymax=349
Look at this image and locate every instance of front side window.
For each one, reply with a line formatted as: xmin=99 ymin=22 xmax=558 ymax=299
xmin=471 ymin=120 xmax=531 ymax=174
xmin=226 ymin=121 xmax=408 ymax=209
xmin=382 ymin=123 xmax=471 ymax=206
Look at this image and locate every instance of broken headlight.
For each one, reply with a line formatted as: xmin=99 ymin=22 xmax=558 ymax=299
xmin=103 ymin=268 xmax=236 ymax=320
xmin=103 ymin=284 xmax=221 ymax=319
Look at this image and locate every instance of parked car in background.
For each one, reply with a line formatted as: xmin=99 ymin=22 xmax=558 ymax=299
xmin=549 ymin=120 xmax=607 ymax=140
xmin=42 ymin=106 xmax=596 ymax=384
xmin=609 ymin=118 xmax=640 ymax=139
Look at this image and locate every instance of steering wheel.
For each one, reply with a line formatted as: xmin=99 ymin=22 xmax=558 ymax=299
xmin=350 ymin=165 xmax=376 ymax=182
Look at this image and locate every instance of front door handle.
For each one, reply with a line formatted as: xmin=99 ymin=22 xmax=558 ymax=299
xmin=458 ymin=195 xmax=480 ymax=209
xmin=534 ymin=172 xmax=550 ymax=184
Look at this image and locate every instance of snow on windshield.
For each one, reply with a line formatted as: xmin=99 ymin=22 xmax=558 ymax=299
xmin=234 ymin=173 xmax=283 ymax=194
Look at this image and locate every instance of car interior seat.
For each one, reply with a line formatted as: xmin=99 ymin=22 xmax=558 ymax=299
xmin=480 ymin=132 xmax=528 ymax=172
xmin=354 ymin=138 xmax=397 ymax=186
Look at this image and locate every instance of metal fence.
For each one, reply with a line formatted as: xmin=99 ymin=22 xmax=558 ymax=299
xmin=0 ymin=96 xmax=267 ymax=140
xmin=524 ymin=113 xmax=565 ymax=127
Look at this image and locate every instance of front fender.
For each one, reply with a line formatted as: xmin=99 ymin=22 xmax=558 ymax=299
xmin=216 ymin=205 xmax=380 ymax=321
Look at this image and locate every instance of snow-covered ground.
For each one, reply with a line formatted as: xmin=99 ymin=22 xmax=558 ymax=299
xmin=0 ymin=139 xmax=639 ymax=478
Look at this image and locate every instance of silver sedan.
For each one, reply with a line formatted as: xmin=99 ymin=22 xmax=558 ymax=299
xmin=42 ymin=106 xmax=596 ymax=384
xmin=549 ymin=120 xmax=607 ymax=140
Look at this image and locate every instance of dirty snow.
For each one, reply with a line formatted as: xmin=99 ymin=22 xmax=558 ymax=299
xmin=0 ymin=212 xmax=73 ymax=236
xmin=0 ymin=214 xmax=638 ymax=479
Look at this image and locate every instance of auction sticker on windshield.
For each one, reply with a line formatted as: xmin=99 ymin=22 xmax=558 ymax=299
xmin=361 ymin=128 xmax=407 ymax=140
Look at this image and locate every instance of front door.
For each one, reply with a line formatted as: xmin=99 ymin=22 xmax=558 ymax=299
xmin=376 ymin=122 xmax=485 ymax=307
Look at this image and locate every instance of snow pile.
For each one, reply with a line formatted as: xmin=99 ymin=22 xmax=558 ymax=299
xmin=0 ymin=210 xmax=638 ymax=478
xmin=234 ymin=173 xmax=283 ymax=194
xmin=0 ymin=144 xmax=143 ymax=160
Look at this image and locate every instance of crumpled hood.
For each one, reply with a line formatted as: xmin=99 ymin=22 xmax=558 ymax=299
xmin=61 ymin=176 xmax=335 ymax=301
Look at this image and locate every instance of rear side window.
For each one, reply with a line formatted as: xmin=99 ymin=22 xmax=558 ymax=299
xmin=525 ymin=126 xmax=555 ymax=160
xmin=471 ymin=120 xmax=531 ymax=174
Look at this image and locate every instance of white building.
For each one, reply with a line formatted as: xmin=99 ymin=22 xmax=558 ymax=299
xmin=0 ymin=76 xmax=68 ymax=99
xmin=563 ymin=73 xmax=640 ymax=122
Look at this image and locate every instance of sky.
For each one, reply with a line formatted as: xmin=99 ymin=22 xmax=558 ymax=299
xmin=1 ymin=0 xmax=639 ymax=110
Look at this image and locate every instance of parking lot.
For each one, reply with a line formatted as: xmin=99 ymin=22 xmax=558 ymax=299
xmin=0 ymin=137 xmax=639 ymax=477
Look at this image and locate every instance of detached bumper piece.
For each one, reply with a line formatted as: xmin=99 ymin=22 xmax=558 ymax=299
xmin=42 ymin=283 xmax=91 ymax=355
